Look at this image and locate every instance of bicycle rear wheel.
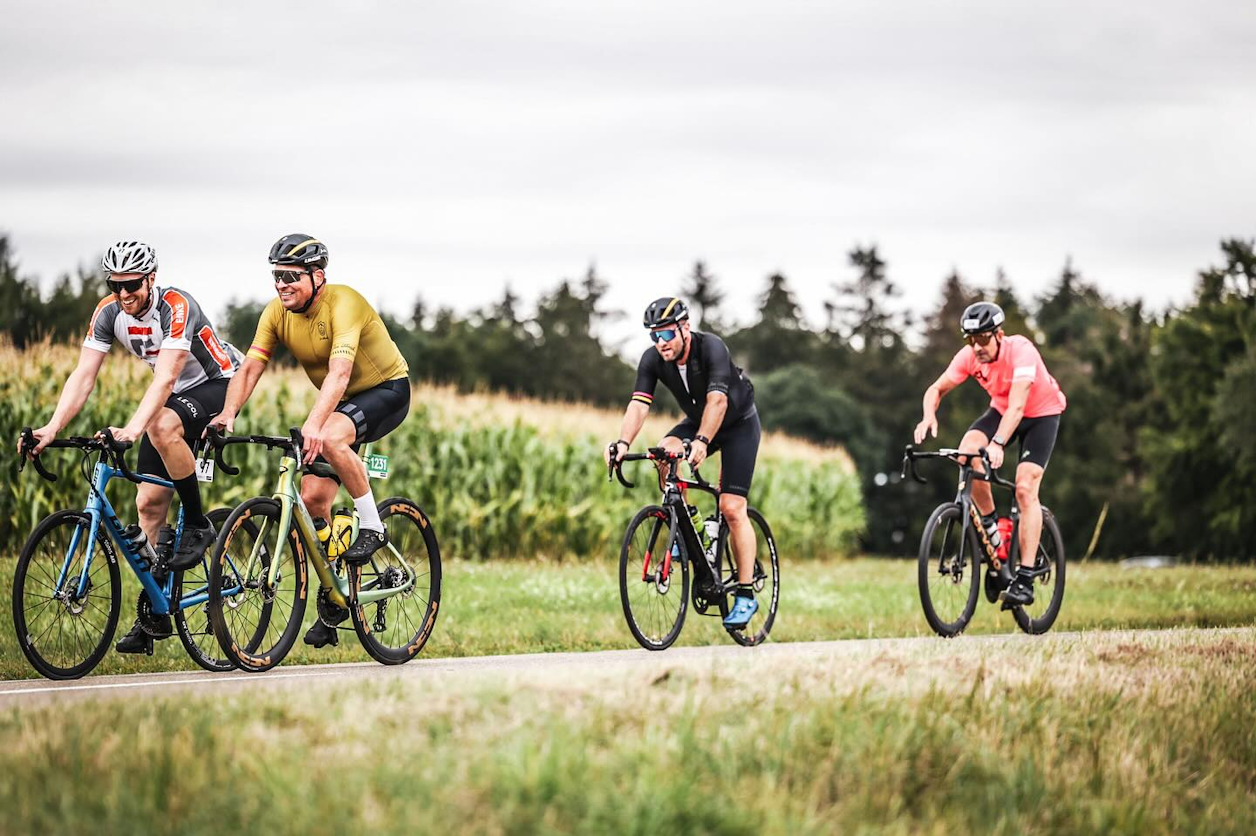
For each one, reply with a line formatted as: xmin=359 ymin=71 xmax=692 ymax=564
xmin=918 ymin=503 xmax=981 ymax=637
xmin=173 ymin=507 xmax=244 ymax=672
xmin=721 ymin=508 xmax=779 ymax=647
xmin=1011 ymin=508 xmax=1066 ymax=635
xmin=207 ymin=497 xmax=308 ymax=672
xmin=13 ymin=510 xmax=122 ymax=680
xmin=619 ymin=505 xmax=689 ymax=650
xmin=349 ymin=497 xmax=442 ymax=665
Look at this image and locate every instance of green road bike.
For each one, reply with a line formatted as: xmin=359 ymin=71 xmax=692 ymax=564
xmin=204 ymin=428 xmax=441 ymax=671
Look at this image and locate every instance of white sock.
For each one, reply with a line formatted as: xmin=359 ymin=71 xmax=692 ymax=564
xmin=352 ymin=489 xmax=384 ymax=533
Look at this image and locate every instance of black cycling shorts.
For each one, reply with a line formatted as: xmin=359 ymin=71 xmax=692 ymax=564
xmin=968 ymin=408 xmax=1061 ymax=470
xmin=309 ymin=377 xmax=411 ymax=482
xmin=137 ymin=378 xmax=229 ymax=479
xmin=665 ymin=407 xmax=761 ymax=498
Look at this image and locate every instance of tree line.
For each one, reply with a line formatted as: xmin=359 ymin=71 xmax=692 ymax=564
xmin=2 ymin=233 xmax=1252 ymax=559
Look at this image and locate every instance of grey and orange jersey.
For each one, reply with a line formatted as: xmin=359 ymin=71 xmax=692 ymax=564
xmin=83 ymin=286 xmax=241 ymax=392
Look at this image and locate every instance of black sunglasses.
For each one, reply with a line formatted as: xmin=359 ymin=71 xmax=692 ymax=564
xmin=650 ymin=328 xmax=679 ymax=343
xmin=106 ymin=275 xmax=149 ymax=294
xmin=964 ymin=332 xmax=996 ymax=347
xmin=272 ymin=269 xmax=309 ymax=285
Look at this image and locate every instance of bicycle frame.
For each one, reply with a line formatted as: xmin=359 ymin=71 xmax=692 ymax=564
xmin=903 ymin=445 xmax=1046 ymax=580
xmin=618 ymin=449 xmax=731 ymax=600
xmin=57 ymin=456 xmax=243 ymax=616
xmin=239 ymin=441 xmax=418 ymax=609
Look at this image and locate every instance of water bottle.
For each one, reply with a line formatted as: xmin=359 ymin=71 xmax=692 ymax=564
xmin=995 ymin=517 xmax=1014 ymax=563
xmin=703 ymin=517 xmax=720 ymax=561
xmin=330 ymin=509 xmax=355 ymax=557
xmin=980 ymin=513 xmax=1002 ymax=555
xmin=121 ymin=524 xmax=157 ymax=571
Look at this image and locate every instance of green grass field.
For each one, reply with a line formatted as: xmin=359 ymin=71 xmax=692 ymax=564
xmin=3 ymin=558 xmax=1254 ymax=679
xmin=2 ymin=627 xmax=1253 ymax=835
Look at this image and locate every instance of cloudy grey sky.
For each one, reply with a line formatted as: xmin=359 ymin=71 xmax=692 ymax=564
xmin=2 ymin=0 xmax=1253 ymax=347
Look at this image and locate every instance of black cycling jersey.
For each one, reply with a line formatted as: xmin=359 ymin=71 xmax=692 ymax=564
xmin=631 ymin=330 xmax=755 ymax=427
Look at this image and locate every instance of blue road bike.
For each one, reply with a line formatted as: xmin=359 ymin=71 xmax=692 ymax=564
xmin=14 ymin=428 xmax=260 ymax=679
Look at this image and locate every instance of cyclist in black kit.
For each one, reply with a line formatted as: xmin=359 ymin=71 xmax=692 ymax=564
xmin=604 ymin=297 xmax=762 ymax=628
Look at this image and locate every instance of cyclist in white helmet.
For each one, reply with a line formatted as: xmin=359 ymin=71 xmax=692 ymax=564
xmin=19 ymin=241 xmax=242 ymax=654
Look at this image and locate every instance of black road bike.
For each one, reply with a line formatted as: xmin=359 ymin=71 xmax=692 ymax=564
xmin=902 ymin=445 xmax=1066 ymax=637
xmin=609 ymin=442 xmax=779 ymax=650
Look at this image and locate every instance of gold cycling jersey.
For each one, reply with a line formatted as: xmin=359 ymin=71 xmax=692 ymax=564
xmin=246 ymin=284 xmax=409 ymax=397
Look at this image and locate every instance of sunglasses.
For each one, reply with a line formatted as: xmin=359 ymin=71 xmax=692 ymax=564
xmin=106 ymin=275 xmax=149 ymax=294
xmin=650 ymin=328 xmax=679 ymax=343
xmin=272 ymin=269 xmax=309 ymax=285
xmin=964 ymin=332 xmax=996 ymax=347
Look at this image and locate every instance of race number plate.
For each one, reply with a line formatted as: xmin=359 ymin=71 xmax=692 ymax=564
xmin=366 ymin=454 xmax=389 ymax=479
xmin=195 ymin=458 xmax=215 ymax=483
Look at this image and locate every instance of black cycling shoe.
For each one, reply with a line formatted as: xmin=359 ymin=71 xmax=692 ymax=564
xmin=115 ymin=615 xmax=173 ymax=654
xmin=167 ymin=521 xmax=216 ymax=570
xmin=341 ymin=529 xmax=388 ymax=565
xmin=303 ymin=617 xmax=345 ymax=648
xmin=999 ymin=570 xmax=1036 ymax=609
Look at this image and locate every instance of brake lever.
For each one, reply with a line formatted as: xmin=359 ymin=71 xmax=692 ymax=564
xmin=18 ymin=427 xmax=58 ymax=482
xmin=99 ymin=428 xmax=141 ymax=483
xmin=204 ymin=427 xmax=241 ymax=476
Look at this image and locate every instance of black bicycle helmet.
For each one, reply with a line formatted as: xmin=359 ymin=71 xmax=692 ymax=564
xmin=959 ymin=301 xmax=1005 ymax=335
xmin=643 ymin=297 xmax=690 ymax=329
xmin=268 ymin=234 xmax=329 ymax=270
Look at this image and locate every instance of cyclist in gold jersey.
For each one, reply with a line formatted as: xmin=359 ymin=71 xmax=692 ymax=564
xmin=209 ymin=234 xmax=410 ymax=646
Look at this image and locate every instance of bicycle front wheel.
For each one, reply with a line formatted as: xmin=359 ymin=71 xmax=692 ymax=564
xmin=721 ymin=508 xmax=779 ymax=647
xmin=12 ymin=510 xmax=121 ymax=680
xmin=1011 ymin=508 xmax=1066 ymax=635
xmin=349 ymin=497 xmax=442 ymax=665
xmin=173 ymin=507 xmax=238 ymax=672
xmin=208 ymin=497 xmax=308 ymax=672
xmin=918 ymin=503 xmax=981 ymax=637
xmin=619 ymin=505 xmax=689 ymax=650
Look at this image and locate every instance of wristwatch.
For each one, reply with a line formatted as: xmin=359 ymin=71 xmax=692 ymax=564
xmin=694 ymin=434 xmax=711 ymax=446
xmin=991 ymin=434 xmax=1007 ymax=447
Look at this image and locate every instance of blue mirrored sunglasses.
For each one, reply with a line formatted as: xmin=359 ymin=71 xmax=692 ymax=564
xmin=650 ymin=328 xmax=679 ymax=343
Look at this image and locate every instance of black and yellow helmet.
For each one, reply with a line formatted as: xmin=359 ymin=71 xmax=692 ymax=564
xmin=268 ymin=234 xmax=328 ymax=270
xmin=643 ymin=297 xmax=690 ymax=329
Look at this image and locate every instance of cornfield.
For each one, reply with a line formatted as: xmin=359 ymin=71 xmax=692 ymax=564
xmin=1 ymin=343 xmax=864 ymax=559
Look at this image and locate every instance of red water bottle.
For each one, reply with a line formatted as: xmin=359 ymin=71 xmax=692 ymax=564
xmin=995 ymin=517 xmax=1013 ymax=563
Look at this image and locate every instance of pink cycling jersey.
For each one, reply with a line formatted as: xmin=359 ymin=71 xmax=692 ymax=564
xmin=945 ymin=334 xmax=1066 ymax=417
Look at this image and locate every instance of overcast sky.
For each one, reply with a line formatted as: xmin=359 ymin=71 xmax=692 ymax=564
xmin=2 ymin=0 xmax=1253 ymax=349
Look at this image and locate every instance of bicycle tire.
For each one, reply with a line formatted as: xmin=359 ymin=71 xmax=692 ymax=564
xmin=207 ymin=497 xmax=308 ymax=672
xmin=721 ymin=507 xmax=780 ymax=647
xmin=173 ymin=507 xmax=245 ymax=672
xmin=349 ymin=497 xmax=442 ymax=665
xmin=1011 ymin=507 xmax=1066 ymax=635
xmin=619 ymin=505 xmax=689 ymax=650
xmin=918 ymin=502 xmax=981 ymax=637
xmin=12 ymin=510 xmax=122 ymax=680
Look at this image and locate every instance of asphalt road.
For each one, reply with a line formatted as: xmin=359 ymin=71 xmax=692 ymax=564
xmin=0 ymin=631 xmax=1075 ymax=707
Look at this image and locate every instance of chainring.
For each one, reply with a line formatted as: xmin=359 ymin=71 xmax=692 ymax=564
xmin=316 ymin=586 xmax=349 ymax=627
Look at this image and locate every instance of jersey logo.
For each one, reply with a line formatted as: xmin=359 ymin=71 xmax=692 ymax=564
xmin=162 ymin=290 xmax=189 ymax=339
xmin=317 ymin=321 xmax=328 ymax=340
xmin=127 ymin=326 xmax=153 ymax=336
xmin=199 ymin=325 xmax=233 ymax=372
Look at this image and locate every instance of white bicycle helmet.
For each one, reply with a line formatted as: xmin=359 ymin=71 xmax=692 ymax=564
xmin=101 ymin=241 xmax=158 ymax=275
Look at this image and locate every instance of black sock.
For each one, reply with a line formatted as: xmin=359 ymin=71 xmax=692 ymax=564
xmin=172 ymin=474 xmax=208 ymax=528
xmin=736 ymin=583 xmax=755 ymax=600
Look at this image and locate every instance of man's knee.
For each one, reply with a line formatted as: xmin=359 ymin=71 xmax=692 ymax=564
xmin=1015 ymin=466 xmax=1044 ymax=506
xmin=719 ymin=493 xmax=748 ymax=521
xmin=148 ymin=408 xmax=186 ymax=447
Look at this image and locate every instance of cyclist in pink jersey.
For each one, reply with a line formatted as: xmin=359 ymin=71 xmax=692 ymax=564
xmin=913 ymin=302 xmax=1066 ymax=608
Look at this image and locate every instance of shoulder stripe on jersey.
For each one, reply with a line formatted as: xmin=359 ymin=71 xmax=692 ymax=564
xmin=87 ymin=295 xmax=116 ymax=337
xmin=162 ymin=289 xmax=190 ymax=340
xmin=631 ymin=391 xmax=654 ymax=405
xmin=247 ymin=345 xmax=273 ymax=363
